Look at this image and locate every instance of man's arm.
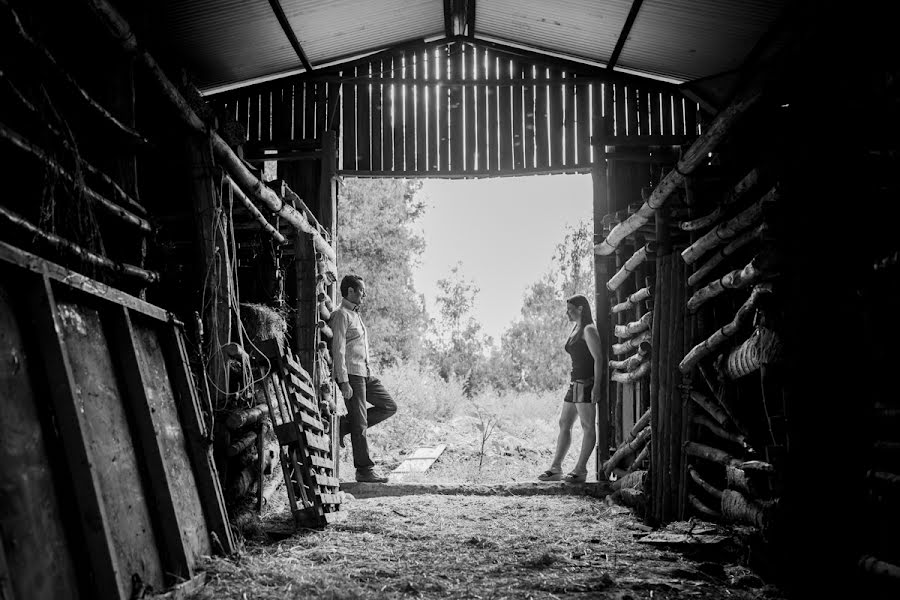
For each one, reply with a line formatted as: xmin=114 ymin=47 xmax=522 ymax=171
xmin=330 ymin=310 xmax=353 ymax=398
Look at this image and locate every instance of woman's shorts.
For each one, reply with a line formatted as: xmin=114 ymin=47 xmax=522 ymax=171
xmin=564 ymin=379 xmax=594 ymax=403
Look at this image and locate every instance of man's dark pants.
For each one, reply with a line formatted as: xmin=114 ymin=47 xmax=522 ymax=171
xmin=342 ymin=375 xmax=397 ymax=470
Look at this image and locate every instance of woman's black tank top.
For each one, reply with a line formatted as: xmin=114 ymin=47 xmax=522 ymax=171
xmin=565 ymin=329 xmax=594 ymax=381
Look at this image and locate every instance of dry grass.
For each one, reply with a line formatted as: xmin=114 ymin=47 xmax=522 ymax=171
xmin=195 ymin=494 xmax=786 ymax=600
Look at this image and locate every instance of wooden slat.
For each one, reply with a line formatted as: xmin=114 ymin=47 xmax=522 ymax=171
xmin=486 ymin=50 xmax=499 ymax=171
xmin=614 ymin=82 xmax=627 ymax=139
xmin=522 ymin=63 xmax=535 ymax=170
xmin=449 ymin=46 xmax=463 ymax=171
xmin=305 ymin=81 xmax=317 ymax=141
xmin=237 ymin=95 xmax=251 ymax=141
xmin=426 ymin=50 xmax=439 ymax=171
xmin=27 ymin=272 xmax=122 ymax=599
xmin=316 ymin=78 xmax=327 ymax=138
xmin=534 ymin=66 xmax=549 ymax=169
xmin=315 ymin=474 xmax=340 ymax=487
xmin=392 ymin=56 xmax=405 ymax=171
xmin=672 ymin=93 xmax=685 ymax=137
xmin=289 ymin=389 xmax=318 ymax=415
xmin=649 ymin=89 xmax=662 ymax=137
xmin=464 ymin=46 xmax=477 ymax=171
xmin=304 ymin=431 xmax=330 ymax=452
xmin=341 ymin=73 xmax=356 ymax=170
xmin=404 ymin=52 xmax=417 ymax=171
xmin=105 ymin=307 xmax=192 ymax=582
xmin=549 ymin=68 xmax=564 ymax=167
xmin=564 ymin=74 xmax=577 ymax=166
xmin=684 ymin=98 xmax=698 ymax=137
xmin=629 ymin=84 xmax=642 ymax=137
xmin=270 ymin=84 xmax=283 ymax=142
xmin=257 ymin=87 xmax=271 ymax=143
xmin=380 ymin=60 xmax=394 ymax=171
xmin=326 ymin=81 xmax=341 ymax=134
xmin=603 ymin=81 xmax=615 ymax=138
xmin=309 ymin=454 xmax=333 ymax=469
xmin=660 ymin=91 xmax=674 ymax=137
xmin=292 ymin=83 xmax=303 ymax=140
xmin=370 ymin=68 xmax=383 ymax=171
xmin=248 ymin=91 xmax=260 ymax=143
xmin=575 ymin=81 xmax=591 ymax=165
xmin=438 ymin=47 xmax=450 ymax=171
xmin=356 ymin=71 xmax=371 ymax=170
xmin=287 ymin=372 xmax=316 ymax=400
xmin=319 ymin=493 xmax=342 ymax=505
xmin=511 ymin=59 xmax=524 ymax=170
xmin=416 ymin=51 xmax=429 ymax=173
xmin=475 ymin=46 xmax=489 ymax=170
xmin=285 ymin=353 xmax=313 ymax=385
xmin=498 ymin=57 xmax=513 ymax=170
xmin=298 ymin=410 xmax=325 ymax=433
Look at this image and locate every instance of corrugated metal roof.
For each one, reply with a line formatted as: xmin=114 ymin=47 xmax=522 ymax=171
xmin=476 ymin=0 xmax=634 ymax=67
xmin=286 ymin=0 xmax=444 ymax=64
xmin=154 ymin=0 xmax=786 ymax=92
xmin=616 ymin=0 xmax=784 ymax=82
xmin=160 ymin=0 xmax=300 ymax=90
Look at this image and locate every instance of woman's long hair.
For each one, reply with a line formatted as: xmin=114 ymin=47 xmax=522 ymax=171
xmin=566 ymin=294 xmax=594 ymax=327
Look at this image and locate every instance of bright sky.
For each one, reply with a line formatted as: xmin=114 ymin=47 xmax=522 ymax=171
xmin=412 ymin=174 xmax=593 ymax=345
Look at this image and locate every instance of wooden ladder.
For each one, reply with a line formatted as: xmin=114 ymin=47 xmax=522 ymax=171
xmin=253 ymin=337 xmax=344 ymax=527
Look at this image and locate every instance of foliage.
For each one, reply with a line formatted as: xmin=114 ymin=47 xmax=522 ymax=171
xmin=337 ymin=178 xmax=428 ymax=368
xmin=425 ymin=263 xmax=493 ymax=396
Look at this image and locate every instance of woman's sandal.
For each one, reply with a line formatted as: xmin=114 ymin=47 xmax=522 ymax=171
xmin=563 ymin=471 xmax=587 ymax=483
xmin=537 ymin=469 xmax=563 ymax=481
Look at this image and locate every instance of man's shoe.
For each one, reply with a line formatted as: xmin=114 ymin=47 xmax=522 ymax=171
xmin=356 ymin=469 xmax=389 ymax=483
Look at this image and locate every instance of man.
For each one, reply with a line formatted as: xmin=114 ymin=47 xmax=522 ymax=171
xmin=329 ymin=274 xmax=397 ymax=483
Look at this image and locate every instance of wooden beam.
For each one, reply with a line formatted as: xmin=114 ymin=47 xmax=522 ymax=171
xmin=267 ymin=0 xmax=313 ymax=72
xmin=466 ymin=0 xmax=476 ymax=37
xmin=607 ymin=0 xmax=645 ymax=71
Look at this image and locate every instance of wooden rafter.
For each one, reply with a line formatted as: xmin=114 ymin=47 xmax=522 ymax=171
xmin=268 ymin=0 xmax=313 ymax=72
xmin=466 ymin=0 xmax=476 ymax=37
xmin=607 ymin=0 xmax=644 ymax=70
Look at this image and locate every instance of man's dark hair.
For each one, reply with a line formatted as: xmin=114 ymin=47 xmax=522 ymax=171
xmin=340 ymin=274 xmax=365 ymax=297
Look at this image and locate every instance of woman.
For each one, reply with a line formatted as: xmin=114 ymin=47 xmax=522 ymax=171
xmin=538 ymin=294 xmax=602 ymax=483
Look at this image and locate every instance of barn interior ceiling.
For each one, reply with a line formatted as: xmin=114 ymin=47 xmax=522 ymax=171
xmin=152 ymin=0 xmax=787 ymax=94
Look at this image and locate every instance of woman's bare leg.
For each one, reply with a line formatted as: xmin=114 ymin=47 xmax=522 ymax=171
xmin=572 ymin=402 xmax=597 ymax=475
xmin=549 ymin=402 xmax=579 ymax=472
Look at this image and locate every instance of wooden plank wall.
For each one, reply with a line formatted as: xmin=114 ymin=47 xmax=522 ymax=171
xmin=210 ymin=41 xmax=702 ymax=178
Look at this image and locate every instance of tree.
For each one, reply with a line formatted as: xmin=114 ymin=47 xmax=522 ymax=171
xmin=427 ymin=263 xmax=493 ymax=396
xmin=337 ymin=178 xmax=428 ymax=367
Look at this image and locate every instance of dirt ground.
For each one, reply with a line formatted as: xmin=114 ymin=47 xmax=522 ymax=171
xmin=194 ymin=492 xmax=787 ymax=600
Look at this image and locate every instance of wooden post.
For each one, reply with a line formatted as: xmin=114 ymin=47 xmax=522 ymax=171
xmin=591 ymin=91 xmax=612 ymax=479
xmin=188 ymin=141 xmax=233 ymax=427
